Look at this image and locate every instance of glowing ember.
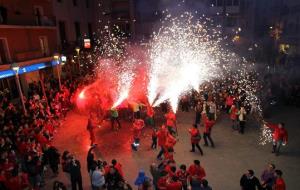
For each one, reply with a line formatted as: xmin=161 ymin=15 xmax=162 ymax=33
xmin=79 ymin=90 xmax=85 ymax=99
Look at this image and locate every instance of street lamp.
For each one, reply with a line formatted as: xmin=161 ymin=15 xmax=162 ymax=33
xmin=53 ymin=53 xmax=62 ymax=90
xmin=75 ymin=47 xmax=81 ymax=75
xmin=11 ymin=63 xmax=27 ymax=116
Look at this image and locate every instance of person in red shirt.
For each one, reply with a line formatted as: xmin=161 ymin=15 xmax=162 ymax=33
xmin=188 ymin=160 xmax=206 ymax=182
xmin=229 ymin=105 xmax=239 ymax=130
xmin=157 ymin=171 xmax=168 ymax=190
xmin=132 ymin=119 xmax=144 ymax=151
xmin=165 ymin=111 xmax=177 ymax=134
xmin=156 ymin=125 xmax=168 ymax=160
xmin=225 ymin=94 xmax=234 ymax=113
xmin=166 ymin=176 xmax=182 ymax=190
xmin=264 ymin=122 xmax=288 ymax=156
xmin=146 ymin=105 xmax=155 ymax=127
xmin=203 ymin=115 xmax=215 ymax=147
xmin=163 ymin=148 xmax=174 ymax=162
xmin=165 ymin=133 xmax=177 ymax=151
xmin=274 ymin=170 xmax=286 ymax=190
xmin=112 ymin=159 xmax=124 ymax=178
xmin=176 ymin=164 xmax=188 ymax=190
xmin=188 ymin=125 xmax=203 ymax=155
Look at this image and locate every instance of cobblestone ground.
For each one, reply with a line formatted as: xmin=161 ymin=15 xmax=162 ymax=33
xmin=44 ymin=106 xmax=300 ymax=190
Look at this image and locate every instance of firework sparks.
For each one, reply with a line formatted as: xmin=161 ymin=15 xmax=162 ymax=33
xmin=259 ymin=125 xmax=273 ymax=145
xmin=147 ymin=13 xmax=221 ymax=111
xmin=112 ymin=71 xmax=134 ymax=108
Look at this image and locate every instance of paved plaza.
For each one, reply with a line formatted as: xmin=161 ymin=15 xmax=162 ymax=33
xmin=44 ymin=106 xmax=300 ymax=190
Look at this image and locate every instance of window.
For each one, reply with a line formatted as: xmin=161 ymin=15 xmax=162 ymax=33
xmin=226 ymin=17 xmax=237 ymax=27
xmin=34 ymin=6 xmax=44 ymax=26
xmin=0 ymin=38 xmax=10 ymax=64
xmin=226 ymin=0 xmax=232 ymax=6
xmin=74 ymin=22 xmax=81 ymax=39
xmin=86 ymin=0 xmax=89 ymax=8
xmin=59 ymin=21 xmax=67 ymax=46
xmin=39 ymin=36 xmax=49 ymax=56
xmin=233 ymin=0 xmax=239 ymax=6
xmin=88 ymin=22 xmax=93 ymax=38
xmin=0 ymin=6 xmax=7 ymax=24
xmin=211 ymin=0 xmax=217 ymax=6
xmin=217 ymin=0 xmax=223 ymax=6
xmin=73 ymin=0 xmax=77 ymax=6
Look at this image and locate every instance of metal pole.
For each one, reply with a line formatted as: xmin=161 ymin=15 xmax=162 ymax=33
xmin=56 ymin=62 xmax=62 ymax=90
xmin=77 ymin=53 xmax=81 ymax=75
xmin=15 ymin=73 xmax=27 ymax=116
xmin=39 ymin=72 xmax=48 ymax=106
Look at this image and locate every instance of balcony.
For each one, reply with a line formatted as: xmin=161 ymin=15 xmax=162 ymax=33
xmin=0 ymin=13 xmax=56 ymax=28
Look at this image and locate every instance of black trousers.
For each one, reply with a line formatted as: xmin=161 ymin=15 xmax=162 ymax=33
xmin=203 ymin=132 xmax=215 ymax=147
xmin=157 ymin=146 xmax=164 ymax=159
xmin=111 ymin=117 xmax=121 ymax=129
xmin=151 ymin=138 xmax=157 ymax=149
xmin=71 ymin=176 xmax=83 ymax=190
xmin=50 ymin=163 xmax=59 ymax=174
xmin=191 ymin=143 xmax=203 ymax=155
xmin=239 ymin=121 xmax=246 ymax=134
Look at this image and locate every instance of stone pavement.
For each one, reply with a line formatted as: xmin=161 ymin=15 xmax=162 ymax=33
xmin=44 ymin=106 xmax=300 ymax=190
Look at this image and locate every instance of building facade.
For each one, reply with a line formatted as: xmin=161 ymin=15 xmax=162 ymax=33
xmin=52 ymin=0 xmax=98 ymax=51
xmin=0 ymin=0 xmax=58 ymax=98
xmin=99 ymin=0 xmax=136 ymax=38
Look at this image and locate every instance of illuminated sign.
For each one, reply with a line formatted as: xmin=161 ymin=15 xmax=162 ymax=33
xmin=0 ymin=70 xmax=14 ymax=79
xmin=0 ymin=61 xmax=55 ymax=79
xmin=84 ymin=39 xmax=91 ymax=49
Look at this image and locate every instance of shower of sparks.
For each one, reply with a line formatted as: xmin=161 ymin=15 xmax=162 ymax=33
xmin=112 ymin=65 xmax=135 ymax=108
xmin=147 ymin=13 xmax=222 ymax=111
xmin=259 ymin=125 xmax=273 ymax=145
xmin=77 ymin=11 xmax=271 ymax=145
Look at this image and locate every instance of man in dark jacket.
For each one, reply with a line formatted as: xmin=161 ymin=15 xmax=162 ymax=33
xmin=67 ymin=156 xmax=83 ymax=190
xmin=44 ymin=145 xmax=60 ymax=175
xmin=240 ymin=170 xmax=262 ymax=190
xmin=87 ymin=145 xmax=96 ymax=173
xmin=106 ymin=166 xmax=123 ymax=190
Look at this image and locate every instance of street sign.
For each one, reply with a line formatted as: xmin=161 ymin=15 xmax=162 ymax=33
xmin=84 ymin=39 xmax=91 ymax=49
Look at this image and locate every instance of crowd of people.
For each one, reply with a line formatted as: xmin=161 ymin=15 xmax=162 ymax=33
xmin=0 ymin=63 xmax=295 ymax=190
xmin=240 ymin=164 xmax=286 ymax=190
xmin=0 ymin=75 xmax=81 ymax=190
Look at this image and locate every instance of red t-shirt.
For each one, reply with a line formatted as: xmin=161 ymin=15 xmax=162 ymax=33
xmin=188 ymin=164 xmax=206 ymax=181
xmin=166 ymin=181 xmax=182 ymax=190
xmin=157 ymin=177 xmax=167 ymax=190
xmin=274 ymin=178 xmax=286 ymax=190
